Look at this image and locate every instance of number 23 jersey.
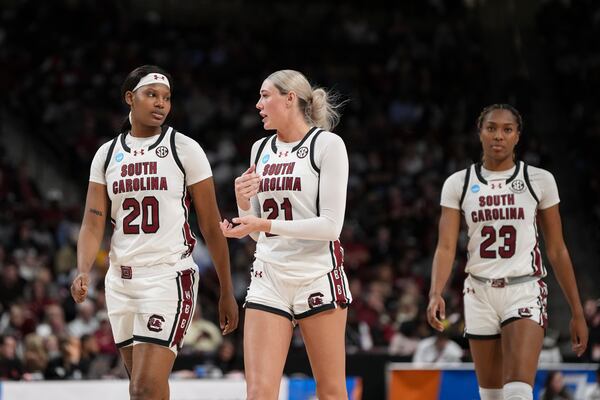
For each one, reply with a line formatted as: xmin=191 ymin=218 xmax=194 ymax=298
xmin=440 ymin=161 xmax=559 ymax=279
xmin=89 ymin=126 xmax=212 ymax=267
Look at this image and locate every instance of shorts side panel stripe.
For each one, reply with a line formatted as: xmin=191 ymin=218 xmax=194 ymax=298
xmin=166 ymin=271 xmax=183 ymax=345
xmin=170 ymin=269 xmax=195 ymax=348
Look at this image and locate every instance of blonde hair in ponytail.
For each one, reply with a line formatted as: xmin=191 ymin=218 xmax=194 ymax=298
xmin=267 ymin=70 xmax=343 ymax=131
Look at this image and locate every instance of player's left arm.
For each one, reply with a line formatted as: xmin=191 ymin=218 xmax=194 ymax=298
xmin=538 ymin=204 xmax=588 ymax=356
xmin=188 ymin=177 xmax=239 ymax=335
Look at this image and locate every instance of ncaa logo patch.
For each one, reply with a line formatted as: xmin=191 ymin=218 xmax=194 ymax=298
xmin=509 ymin=179 xmax=526 ymax=194
xmin=115 ymin=152 xmax=124 ymax=162
xmin=262 ymin=154 xmax=270 ymax=164
xmin=296 ymin=146 xmax=309 ymax=159
xmin=147 ymin=314 xmax=165 ymax=332
xmin=155 ymin=145 xmax=169 ymax=158
xmin=471 ymin=184 xmax=480 ymax=193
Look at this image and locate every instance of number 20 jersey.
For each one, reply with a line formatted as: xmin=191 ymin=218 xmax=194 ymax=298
xmin=440 ymin=161 xmax=560 ymax=279
xmin=90 ymin=126 xmax=211 ymax=268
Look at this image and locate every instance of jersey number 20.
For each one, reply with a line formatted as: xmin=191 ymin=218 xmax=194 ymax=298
xmin=123 ymin=196 xmax=159 ymax=234
xmin=480 ymin=225 xmax=516 ymax=258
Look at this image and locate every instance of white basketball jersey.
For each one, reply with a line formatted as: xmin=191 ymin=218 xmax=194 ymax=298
xmin=252 ymin=127 xmax=344 ymax=282
xmin=451 ymin=161 xmax=557 ymax=278
xmin=102 ymin=126 xmax=196 ymax=267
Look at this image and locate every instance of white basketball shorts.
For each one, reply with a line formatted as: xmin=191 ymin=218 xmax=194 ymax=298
xmin=244 ymin=260 xmax=352 ymax=321
xmin=105 ymin=259 xmax=199 ymax=354
xmin=463 ymin=275 xmax=548 ymax=339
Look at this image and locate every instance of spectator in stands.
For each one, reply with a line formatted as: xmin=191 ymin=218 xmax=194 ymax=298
xmin=0 ymin=261 xmax=26 ymax=312
xmin=412 ymin=329 xmax=463 ymax=364
xmin=182 ymin=304 xmax=223 ymax=356
xmin=36 ymin=304 xmax=67 ymax=338
xmin=44 ymin=334 xmax=60 ymax=360
xmin=44 ymin=335 xmax=83 ymax=380
xmin=67 ymin=300 xmax=98 ymax=338
xmin=0 ymin=303 xmax=36 ymax=339
xmin=214 ymin=338 xmax=242 ymax=376
xmin=539 ymin=371 xmax=573 ymax=400
xmin=389 ymin=320 xmax=420 ymax=358
xmin=79 ymin=333 xmax=113 ymax=379
xmin=27 ymin=277 xmax=57 ymax=322
xmin=21 ymin=333 xmax=48 ymax=381
xmin=0 ymin=334 xmax=24 ymax=380
xmin=353 ymin=283 xmax=388 ymax=346
xmin=538 ymin=329 xmax=563 ymax=365
xmin=92 ymin=311 xmax=116 ymax=357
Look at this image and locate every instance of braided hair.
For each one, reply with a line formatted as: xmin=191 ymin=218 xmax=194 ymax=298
xmin=476 ymin=104 xmax=522 ymax=164
xmin=476 ymin=103 xmax=522 ymax=133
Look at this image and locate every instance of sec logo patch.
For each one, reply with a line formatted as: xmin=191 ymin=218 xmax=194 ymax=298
xmin=156 ymin=146 xmax=169 ymax=158
xmin=297 ymin=146 xmax=309 ymax=159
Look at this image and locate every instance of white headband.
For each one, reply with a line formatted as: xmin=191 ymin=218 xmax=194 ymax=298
xmin=132 ymin=73 xmax=170 ymax=92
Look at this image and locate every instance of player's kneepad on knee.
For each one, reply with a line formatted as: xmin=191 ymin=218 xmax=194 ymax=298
xmin=479 ymin=387 xmax=503 ymax=400
xmin=503 ymin=381 xmax=532 ymax=400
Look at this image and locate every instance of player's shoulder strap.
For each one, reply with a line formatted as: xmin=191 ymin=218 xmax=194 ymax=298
xmin=253 ymin=134 xmax=275 ymax=166
xmin=308 ymin=128 xmax=324 ymax=174
xmin=169 ymin=128 xmax=185 ymax=175
xmin=459 ymin=164 xmax=473 ymax=209
xmin=305 ymin=127 xmax=325 ymax=215
xmin=103 ymin=134 xmax=120 ymax=174
xmin=522 ymin=162 xmax=540 ymax=204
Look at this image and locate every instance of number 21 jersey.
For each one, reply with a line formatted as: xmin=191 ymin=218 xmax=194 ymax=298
xmin=249 ymin=127 xmax=347 ymax=283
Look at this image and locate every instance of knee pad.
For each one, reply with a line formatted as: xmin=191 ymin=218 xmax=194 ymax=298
xmin=503 ymin=381 xmax=532 ymax=400
xmin=479 ymin=387 xmax=503 ymax=400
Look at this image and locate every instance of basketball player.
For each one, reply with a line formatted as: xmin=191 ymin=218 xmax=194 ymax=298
xmin=427 ymin=104 xmax=588 ymax=400
xmin=70 ymin=65 xmax=238 ymax=400
xmin=220 ymin=70 xmax=351 ymax=400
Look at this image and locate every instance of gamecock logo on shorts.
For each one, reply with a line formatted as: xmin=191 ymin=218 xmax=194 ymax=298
xmin=147 ymin=314 xmax=166 ymax=332
xmin=518 ymin=307 xmax=532 ymax=318
xmin=307 ymin=292 xmax=324 ymax=309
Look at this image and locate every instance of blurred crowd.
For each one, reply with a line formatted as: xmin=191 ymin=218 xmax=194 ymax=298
xmin=537 ymin=0 xmax=600 ymax=236
xmin=0 ymin=0 xmax=598 ymax=381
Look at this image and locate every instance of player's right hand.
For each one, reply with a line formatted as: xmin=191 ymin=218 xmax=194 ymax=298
xmin=570 ymin=314 xmax=589 ymax=357
xmin=427 ymin=294 xmax=446 ymax=332
xmin=218 ymin=293 xmax=239 ymax=335
xmin=71 ymin=272 xmax=90 ymax=303
xmin=234 ymin=165 xmax=261 ymax=205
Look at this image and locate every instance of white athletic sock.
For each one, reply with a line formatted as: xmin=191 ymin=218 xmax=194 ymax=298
xmin=479 ymin=387 xmax=503 ymax=400
xmin=503 ymin=381 xmax=532 ymax=400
